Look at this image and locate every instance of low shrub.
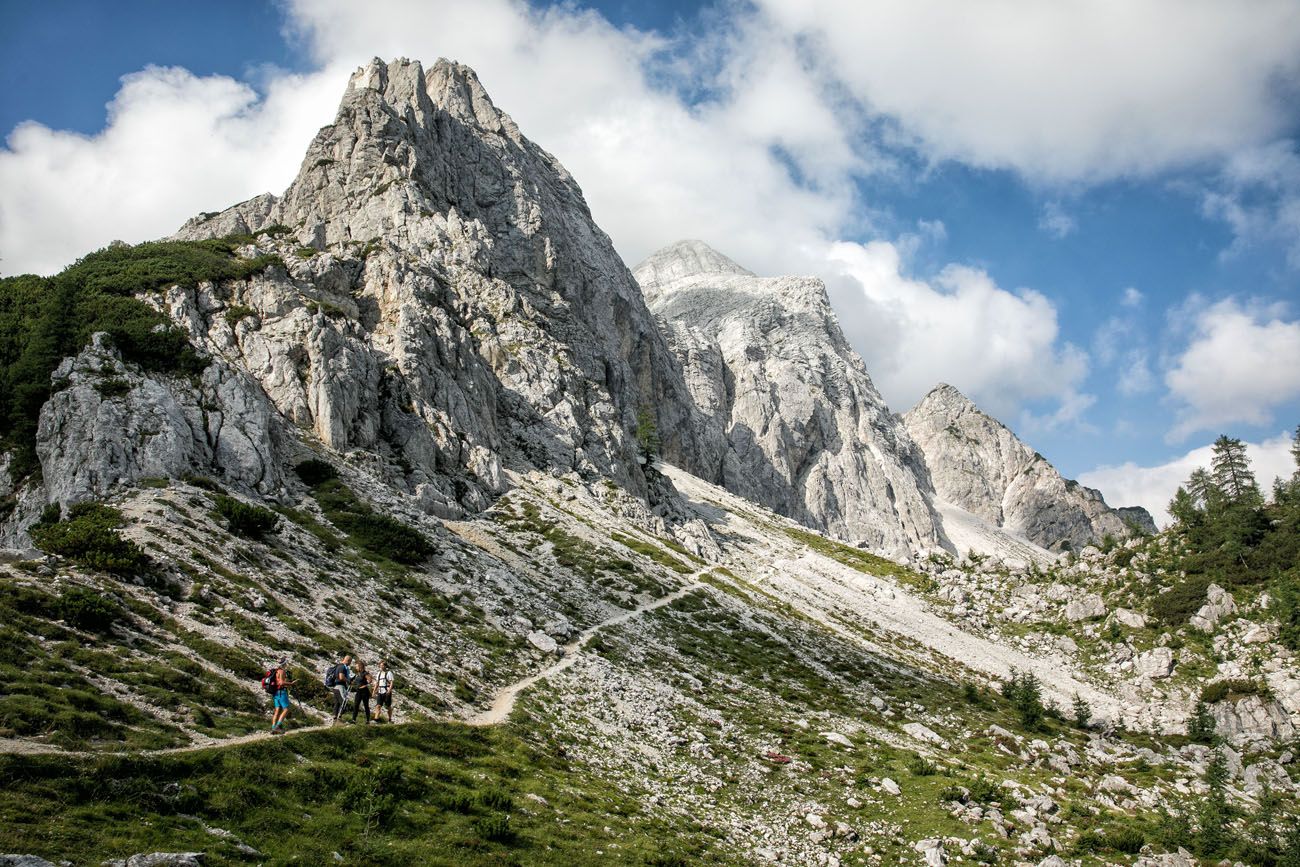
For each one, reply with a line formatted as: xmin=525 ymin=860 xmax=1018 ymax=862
xmin=907 ymin=754 xmax=938 ymax=776
xmin=29 ymin=503 xmax=151 ymax=577
xmin=473 ymin=812 xmax=514 ymax=842
xmin=310 ymin=478 xmax=433 ymax=565
xmin=1200 ymin=679 xmax=1268 ymax=704
xmin=54 ymin=586 xmax=122 ymax=632
xmin=1151 ymin=576 xmax=1212 ymax=625
xmin=224 ymin=305 xmax=257 ymax=325
xmin=967 ymin=775 xmax=1002 ymax=805
xmin=479 ymin=789 xmax=514 ymax=811
xmin=213 ymin=495 xmax=279 ymax=540
xmin=294 ymin=458 xmax=338 ymax=487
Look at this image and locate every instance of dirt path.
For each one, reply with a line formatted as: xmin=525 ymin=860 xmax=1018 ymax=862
xmin=465 ymin=569 xmax=707 ymax=726
xmin=1 ymin=570 xmax=708 ymax=759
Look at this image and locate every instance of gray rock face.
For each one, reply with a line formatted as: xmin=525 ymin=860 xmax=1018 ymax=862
xmin=903 ymin=384 xmax=1152 ymax=551
xmin=36 ymin=334 xmax=288 ymax=509
xmin=168 ymin=57 xmax=705 ymax=511
xmin=1210 ymin=694 xmax=1296 ymax=747
xmin=635 ymin=241 xmax=944 ymax=555
xmin=1190 ymin=583 xmax=1236 ymax=631
xmin=1133 ymin=647 xmax=1175 ymax=679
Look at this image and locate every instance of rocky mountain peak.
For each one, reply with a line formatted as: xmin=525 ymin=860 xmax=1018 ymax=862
xmin=153 ymin=58 xmax=712 ymax=516
xmin=633 ymin=240 xmax=755 ymax=297
xmin=904 ymin=383 xmax=1154 ymax=550
xmin=635 ymin=242 xmax=945 ymax=556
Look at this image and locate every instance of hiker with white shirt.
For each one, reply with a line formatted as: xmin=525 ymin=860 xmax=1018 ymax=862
xmin=373 ymin=659 xmax=395 ymax=723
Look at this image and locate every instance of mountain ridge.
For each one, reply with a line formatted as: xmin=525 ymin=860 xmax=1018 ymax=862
xmin=904 ymin=382 xmax=1155 ymax=551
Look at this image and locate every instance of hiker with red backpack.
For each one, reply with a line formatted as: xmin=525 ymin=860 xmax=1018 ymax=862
xmin=265 ymin=657 xmax=295 ymax=734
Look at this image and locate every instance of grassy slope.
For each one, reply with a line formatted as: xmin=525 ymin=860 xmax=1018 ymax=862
xmin=0 ymin=721 xmax=733 ymax=866
xmin=2 ymin=473 xmax=1297 ymax=865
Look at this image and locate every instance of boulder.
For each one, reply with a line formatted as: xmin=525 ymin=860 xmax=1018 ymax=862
xmin=1190 ymin=584 xmax=1236 ymax=631
xmin=1064 ymin=594 xmax=1106 ymax=622
xmin=903 ymin=722 xmax=947 ymax=747
xmin=1113 ymin=608 xmax=1146 ymax=629
xmin=913 ymin=838 xmax=946 ymax=867
xmin=821 ymin=731 xmax=854 ymax=749
xmin=525 ymin=631 xmax=559 ymax=654
xmin=1134 ymin=647 xmax=1175 ymax=679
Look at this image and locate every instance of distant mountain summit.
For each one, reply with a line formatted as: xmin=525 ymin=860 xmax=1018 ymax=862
xmin=903 ymin=383 xmax=1154 ymax=551
xmin=634 ymin=240 xmax=754 ymax=294
xmin=635 ymin=241 xmax=946 ymax=556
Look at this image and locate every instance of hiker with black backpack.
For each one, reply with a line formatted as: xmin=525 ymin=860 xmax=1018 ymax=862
xmin=267 ymin=657 xmax=295 ymax=734
xmin=350 ymin=660 xmax=374 ymax=724
xmin=326 ymin=653 xmax=352 ymax=723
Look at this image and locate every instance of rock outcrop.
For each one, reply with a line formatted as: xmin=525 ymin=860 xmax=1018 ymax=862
xmin=168 ymin=57 xmax=706 ymax=514
xmin=635 ymin=241 xmax=945 ymax=555
xmin=903 ymin=383 xmax=1153 ymax=551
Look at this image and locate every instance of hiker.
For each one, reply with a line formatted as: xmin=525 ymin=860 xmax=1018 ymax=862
xmin=373 ymin=659 xmax=395 ymax=723
xmin=326 ymin=653 xmax=352 ymax=723
xmin=270 ymin=657 xmax=295 ymax=734
xmin=351 ymin=660 xmax=373 ymax=724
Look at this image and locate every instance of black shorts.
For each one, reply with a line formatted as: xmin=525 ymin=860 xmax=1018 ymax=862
xmin=376 ymin=692 xmax=392 ymax=709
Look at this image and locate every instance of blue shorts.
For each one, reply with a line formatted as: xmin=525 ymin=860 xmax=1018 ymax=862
xmin=273 ymin=689 xmax=290 ymax=709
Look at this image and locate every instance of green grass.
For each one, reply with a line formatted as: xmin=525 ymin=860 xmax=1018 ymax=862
xmin=305 ymin=478 xmax=434 ymax=565
xmin=778 ymin=524 xmax=937 ymax=591
xmin=611 ymin=531 xmax=693 ymax=574
xmin=0 ymin=722 xmax=739 ymax=865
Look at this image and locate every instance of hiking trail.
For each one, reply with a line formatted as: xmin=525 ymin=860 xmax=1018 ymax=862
xmin=0 ymin=569 xmax=708 ymax=759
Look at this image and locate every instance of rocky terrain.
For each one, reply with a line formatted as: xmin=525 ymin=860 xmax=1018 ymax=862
xmin=904 ymin=384 xmax=1156 ymax=553
xmin=0 ymin=57 xmax=1295 ymax=866
xmin=637 ymin=240 xmax=944 ymax=557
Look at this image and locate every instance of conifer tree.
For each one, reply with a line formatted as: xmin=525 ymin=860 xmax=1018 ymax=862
xmin=1198 ymin=748 xmax=1232 ymax=855
xmin=1187 ymin=468 xmax=1218 ymax=511
xmin=1210 ymin=435 xmax=1260 ymax=506
xmin=1291 ymin=425 xmax=1300 ymax=479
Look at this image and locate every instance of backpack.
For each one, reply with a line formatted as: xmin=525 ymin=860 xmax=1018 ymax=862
xmin=261 ymin=669 xmax=278 ymax=694
xmin=324 ymin=663 xmax=341 ymax=688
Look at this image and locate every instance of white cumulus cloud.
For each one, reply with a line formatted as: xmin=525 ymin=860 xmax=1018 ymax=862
xmin=1080 ymin=432 xmax=1297 ymax=527
xmin=819 ymin=240 xmax=1088 ymax=417
xmin=1165 ymin=299 xmax=1300 ymax=440
xmin=756 ymin=0 xmax=1300 ymax=183
xmin=0 ymin=65 xmax=343 ymax=276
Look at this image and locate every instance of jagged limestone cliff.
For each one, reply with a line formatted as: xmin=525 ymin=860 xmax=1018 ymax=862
xmin=903 ymin=383 xmax=1155 ymax=551
xmin=635 ymin=241 xmax=945 ymax=557
xmin=163 ymin=57 xmax=705 ymax=517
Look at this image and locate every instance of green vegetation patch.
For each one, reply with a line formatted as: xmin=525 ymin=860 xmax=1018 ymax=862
xmin=1200 ymin=679 xmax=1269 ymax=704
xmin=212 ymin=495 xmax=280 ymax=541
xmin=0 ymin=722 xmax=736 ymax=866
xmin=779 ymin=524 xmax=936 ymax=590
xmin=611 ymin=531 xmax=692 ymax=574
xmin=295 ymin=464 xmax=433 ymax=565
xmin=0 ymin=237 xmax=280 ymax=477
xmin=30 ymin=503 xmax=151 ymax=578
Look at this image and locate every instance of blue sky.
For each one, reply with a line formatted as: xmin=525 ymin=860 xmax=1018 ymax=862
xmin=2 ymin=0 xmax=1299 ymax=521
